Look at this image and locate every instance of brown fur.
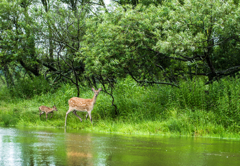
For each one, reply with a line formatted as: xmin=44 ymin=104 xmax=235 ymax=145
xmin=65 ymin=88 xmax=102 ymax=127
xmin=39 ymin=105 xmax=58 ymax=120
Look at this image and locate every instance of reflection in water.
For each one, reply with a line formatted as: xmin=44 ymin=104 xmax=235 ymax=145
xmin=66 ymin=132 xmax=93 ymax=166
xmin=0 ymin=127 xmax=67 ymax=166
xmin=1 ymin=127 xmax=240 ymax=166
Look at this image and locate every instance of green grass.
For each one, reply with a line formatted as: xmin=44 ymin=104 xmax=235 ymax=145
xmin=1 ymin=76 xmax=240 ymax=139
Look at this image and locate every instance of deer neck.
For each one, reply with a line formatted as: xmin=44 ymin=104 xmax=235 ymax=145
xmin=92 ymin=94 xmax=98 ymax=105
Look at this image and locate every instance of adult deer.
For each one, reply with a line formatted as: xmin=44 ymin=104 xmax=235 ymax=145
xmin=65 ymin=88 xmax=102 ymax=127
xmin=39 ymin=105 xmax=58 ymax=120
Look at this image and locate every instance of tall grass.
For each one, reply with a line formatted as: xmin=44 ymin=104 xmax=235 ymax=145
xmin=1 ymin=76 xmax=240 ymax=138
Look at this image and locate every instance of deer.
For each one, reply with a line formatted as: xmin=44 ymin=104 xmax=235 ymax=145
xmin=65 ymin=88 xmax=102 ymax=127
xmin=39 ymin=105 xmax=58 ymax=120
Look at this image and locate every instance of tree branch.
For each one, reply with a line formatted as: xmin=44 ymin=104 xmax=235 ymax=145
xmin=127 ymin=69 xmax=179 ymax=87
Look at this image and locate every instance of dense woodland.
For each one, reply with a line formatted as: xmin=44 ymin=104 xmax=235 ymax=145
xmin=1 ymin=0 xmax=240 ymax=136
xmin=1 ymin=0 xmax=240 ymax=94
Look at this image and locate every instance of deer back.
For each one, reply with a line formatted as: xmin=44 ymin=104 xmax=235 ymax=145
xmin=68 ymin=97 xmax=94 ymax=112
xmin=39 ymin=106 xmax=57 ymax=113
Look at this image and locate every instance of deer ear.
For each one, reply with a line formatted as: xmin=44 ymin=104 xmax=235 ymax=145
xmin=92 ymin=87 xmax=95 ymax=91
xmin=99 ymin=88 xmax=102 ymax=91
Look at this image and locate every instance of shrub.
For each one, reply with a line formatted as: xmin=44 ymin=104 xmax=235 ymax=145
xmin=10 ymin=76 xmax=54 ymax=99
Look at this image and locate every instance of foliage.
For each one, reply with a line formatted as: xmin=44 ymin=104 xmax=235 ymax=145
xmin=0 ymin=1 xmax=237 ymax=87
xmin=1 ymin=78 xmax=240 ymax=138
xmin=10 ymin=76 xmax=54 ymax=99
xmin=1 ymin=0 xmax=240 ymax=100
xmin=81 ymin=0 xmax=240 ymax=88
xmin=0 ymin=0 xmax=41 ymax=79
xmin=1 ymin=0 xmax=240 ymax=138
xmin=0 ymin=108 xmax=20 ymax=126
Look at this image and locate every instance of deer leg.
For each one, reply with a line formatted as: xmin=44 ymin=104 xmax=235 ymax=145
xmin=50 ymin=112 xmax=53 ymax=118
xmin=40 ymin=110 xmax=45 ymax=117
xmin=73 ymin=111 xmax=82 ymax=122
xmin=88 ymin=112 xmax=92 ymax=123
xmin=65 ymin=109 xmax=73 ymax=127
xmin=39 ymin=109 xmax=42 ymax=117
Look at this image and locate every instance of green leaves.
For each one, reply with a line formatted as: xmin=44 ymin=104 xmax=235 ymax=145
xmin=1 ymin=0 xmax=240 ymax=96
xmin=82 ymin=5 xmax=157 ymax=77
xmin=78 ymin=0 xmax=240 ymax=87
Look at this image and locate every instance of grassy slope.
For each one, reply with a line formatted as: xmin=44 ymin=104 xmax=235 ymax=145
xmin=1 ymin=77 xmax=240 ymax=139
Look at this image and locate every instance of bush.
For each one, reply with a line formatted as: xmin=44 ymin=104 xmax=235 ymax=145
xmin=1 ymin=76 xmax=240 ymax=137
xmin=0 ymin=110 xmax=20 ymax=126
xmin=10 ymin=76 xmax=54 ymax=99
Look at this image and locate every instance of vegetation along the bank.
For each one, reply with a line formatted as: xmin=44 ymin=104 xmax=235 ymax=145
xmin=1 ymin=77 xmax=240 ymax=138
xmin=1 ymin=0 xmax=240 ymax=138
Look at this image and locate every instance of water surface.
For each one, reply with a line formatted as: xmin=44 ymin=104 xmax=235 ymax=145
xmin=0 ymin=127 xmax=240 ymax=166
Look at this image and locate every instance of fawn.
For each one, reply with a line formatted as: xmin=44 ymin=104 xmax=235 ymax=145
xmin=65 ymin=88 xmax=102 ymax=127
xmin=39 ymin=105 xmax=58 ymax=120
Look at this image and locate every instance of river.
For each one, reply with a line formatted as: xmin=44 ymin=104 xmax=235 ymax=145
xmin=0 ymin=127 xmax=240 ymax=166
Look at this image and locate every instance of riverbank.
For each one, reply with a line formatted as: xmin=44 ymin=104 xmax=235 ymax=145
xmin=1 ymin=77 xmax=240 ymax=139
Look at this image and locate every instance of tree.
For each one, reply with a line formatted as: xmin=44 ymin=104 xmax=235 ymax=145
xmin=0 ymin=0 xmax=111 ymax=96
xmin=0 ymin=0 xmax=42 ymax=88
xmin=36 ymin=0 xmax=110 ymax=96
xmin=81 ymin=0 xmax=240 ymax=88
